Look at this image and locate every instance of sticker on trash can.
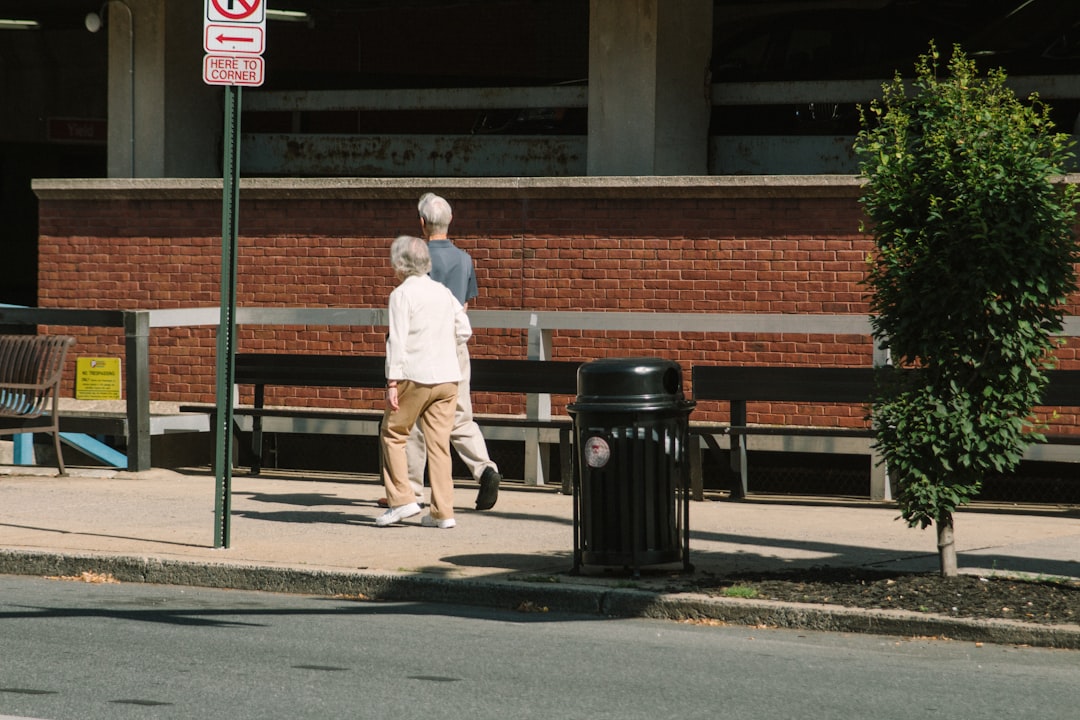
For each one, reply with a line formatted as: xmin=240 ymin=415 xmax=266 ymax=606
xmin=584 ymin=436 xmax=611 ymax=468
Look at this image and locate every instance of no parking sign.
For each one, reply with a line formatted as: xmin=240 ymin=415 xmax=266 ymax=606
xmin=203 ymin=0 xmax=265 ymax=86
xmin=206 ymin=0 xmax=264 ymax=22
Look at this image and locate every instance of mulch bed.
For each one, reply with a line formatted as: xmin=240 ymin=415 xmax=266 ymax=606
xmin=675 ymin=567 xmax=1080 ymax=626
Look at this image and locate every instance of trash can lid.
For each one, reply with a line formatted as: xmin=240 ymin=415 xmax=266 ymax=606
xmin=573 ymin=357 xmax=685 ymax=406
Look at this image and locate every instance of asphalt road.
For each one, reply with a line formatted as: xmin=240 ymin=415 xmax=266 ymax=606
xmin=2 ymin=575 xmax=1079 ymax=720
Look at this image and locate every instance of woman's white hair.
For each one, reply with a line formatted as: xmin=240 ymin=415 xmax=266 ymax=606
xmin=390 ymin=235 xmax=431 ymax=277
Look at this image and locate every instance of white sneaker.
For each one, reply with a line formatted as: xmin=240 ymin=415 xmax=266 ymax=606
xmin=374 ymin=502 xmax=421 ymax=527
xmin=420 ymin=514 xmax=456 ymax=529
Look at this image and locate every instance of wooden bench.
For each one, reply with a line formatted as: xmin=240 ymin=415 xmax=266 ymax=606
xmin=181 ymin=353 xmax=581 ymax=491
xmin=690 ymin=365 xmax=1080 ymax=501
xmin=0 ymin=334 xmax=76 ymax=474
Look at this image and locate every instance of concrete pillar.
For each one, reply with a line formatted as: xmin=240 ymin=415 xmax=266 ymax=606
xmin=104 ymin=0 xmax=136 ymax=178
xmin=106 ymin=0 xmax=219 ymax=178
xmin=587 ymin=0 xmax=713 ymax=176
xmin=162 ymin=1 xmax=221 ymax=178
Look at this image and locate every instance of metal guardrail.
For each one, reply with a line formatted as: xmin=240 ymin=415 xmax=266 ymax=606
xmin=3 ymin=306 xmax=1078 ymax=476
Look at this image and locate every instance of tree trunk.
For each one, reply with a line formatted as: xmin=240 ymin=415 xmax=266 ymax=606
xmin=936 ymin=512 xmax=957 ymax=577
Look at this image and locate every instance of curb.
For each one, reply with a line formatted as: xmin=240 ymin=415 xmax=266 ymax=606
xmin=3 ymin=550 xmax=1079 ymax=650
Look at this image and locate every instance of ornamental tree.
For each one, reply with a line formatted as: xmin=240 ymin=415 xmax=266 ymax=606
xmin=854 ymin=44 xmax=1079 ymax=576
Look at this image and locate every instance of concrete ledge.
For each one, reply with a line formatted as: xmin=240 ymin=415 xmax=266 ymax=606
xmin=621 ymin=593 xmax=1080 ymax=649
xmin=3 ymin=549 xmax=1078 ymax=650
xmin=31 ymin=175 xmax=1080 ymax=202
xmin=33 ymin=175 xmax=867 ymax=201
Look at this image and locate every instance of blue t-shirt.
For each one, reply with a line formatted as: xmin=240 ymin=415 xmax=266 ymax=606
xmin=428 ymin=239 xmax=478 ymax=305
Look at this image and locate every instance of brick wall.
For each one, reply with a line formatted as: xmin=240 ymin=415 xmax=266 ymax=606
xmin=34 ymin=179 xmax=1080 ymax=431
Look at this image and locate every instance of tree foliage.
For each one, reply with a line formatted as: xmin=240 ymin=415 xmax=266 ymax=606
xmin=854 ymin=44 xmax=1079 ymax=539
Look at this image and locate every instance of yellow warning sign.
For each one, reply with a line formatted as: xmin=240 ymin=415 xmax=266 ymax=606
xmin=76 ymin=357 xmax=122 ymax=400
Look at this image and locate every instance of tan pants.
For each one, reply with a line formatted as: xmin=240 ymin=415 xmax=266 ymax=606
xmin=381 ymin=380 xmax=458 ymax=521
xmin=406 ymin=342 xmax=498 ymax=489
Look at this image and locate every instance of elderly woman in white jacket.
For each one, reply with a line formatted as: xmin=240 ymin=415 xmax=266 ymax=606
xmin=376 ymin=235 xmax=472 ymax=529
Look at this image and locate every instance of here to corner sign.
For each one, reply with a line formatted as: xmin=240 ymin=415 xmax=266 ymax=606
xmin=203 ymin=0 xmax=265 ymax=87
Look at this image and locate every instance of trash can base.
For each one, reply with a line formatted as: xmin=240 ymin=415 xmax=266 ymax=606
xmin=582 ymin=549 xmax=682 ymax=568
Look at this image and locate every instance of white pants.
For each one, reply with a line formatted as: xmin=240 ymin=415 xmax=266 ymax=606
xmin=405 ymin=342 xmax=498 ymax=494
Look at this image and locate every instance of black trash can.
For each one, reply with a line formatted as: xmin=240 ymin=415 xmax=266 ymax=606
xmin=567 ymin=357 xmax=695 ymax=575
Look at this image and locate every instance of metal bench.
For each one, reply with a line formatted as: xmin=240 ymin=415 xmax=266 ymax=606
xmin=690 ymin=365 xmax=1080 ymax=500
xmin=0 ymin=334 xmax=76 ymax=474
xmin=181 ymin=353 xmax=582 ymax=491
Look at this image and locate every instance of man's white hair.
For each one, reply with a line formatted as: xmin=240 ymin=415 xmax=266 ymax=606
xmin=417 ymin=193 xmax=453 ymax=233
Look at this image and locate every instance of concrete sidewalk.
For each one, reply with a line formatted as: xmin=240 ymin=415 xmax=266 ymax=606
xmin=2 ymin=465 xmax=1079 ymax=646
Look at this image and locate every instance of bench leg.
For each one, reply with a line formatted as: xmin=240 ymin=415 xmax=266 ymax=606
xmin=869 ymin=445 xmax=890 ymax=502
xmin=251 ymin=385 xmax=265 ymax=475
xmin=693 ymin=432 xmax=729 ymax=500
xmin=13 ymin=433 xmax=33 ymax=465
xmin=250 ymin=418 xmax=263 ymax=475
xmin=51 ymin=429 xmax=67 ymax=475
xmin=688 ymin=432 xmax=703 ymax=501
xmin=730 ymin=435 xmax=748 ymax=499
xmin=523 ymin=428 xmax=553 ymax=487
xmin=12 ymin=431 xmax=68 ymax=475
xmin=730 ymin=401 xmax=748 ymax=499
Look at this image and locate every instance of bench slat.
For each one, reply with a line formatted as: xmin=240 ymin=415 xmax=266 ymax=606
xmin=1045 ymin=370 xmax=1080 ymax=407
xmin=692 ymin=366 xmax=876 ymax=404
xmin=235 ymin=353 xmax=384 ymax=388
xmin=233 ymin=354 xmax=581 ymax=395
xmin=693 ymin=366 xmax=1080 ymax=407
xmin=469 ymin=358 xmax=579 ymax=395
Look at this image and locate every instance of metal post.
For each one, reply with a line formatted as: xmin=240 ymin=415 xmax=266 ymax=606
xmin=213 ymin=85 xmax=242 ymax=549
xmin=124 ymin=310 xmax=151 ymax=471
xmin=524 ymin=325 xmax=553 ymax=485
xmin=730 ymin=400 xmax=747 ymax=499
xmin=870 ymin=341 xmax=891 ymax=501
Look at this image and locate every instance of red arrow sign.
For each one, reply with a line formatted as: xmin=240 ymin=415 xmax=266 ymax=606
xmin=205 ymin=24 xmax=264 ymax=54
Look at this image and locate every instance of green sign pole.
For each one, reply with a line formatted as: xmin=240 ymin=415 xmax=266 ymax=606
xmin=213 ymin=84 xmax=242 ymax=548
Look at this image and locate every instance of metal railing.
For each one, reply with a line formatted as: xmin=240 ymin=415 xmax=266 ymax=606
xmin=2 ymin=306 xmax=1077 ymax=481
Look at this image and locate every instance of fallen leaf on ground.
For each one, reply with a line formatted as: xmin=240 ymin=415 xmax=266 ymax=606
xmin=45 ymin=571 xmax=119 ymax=584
